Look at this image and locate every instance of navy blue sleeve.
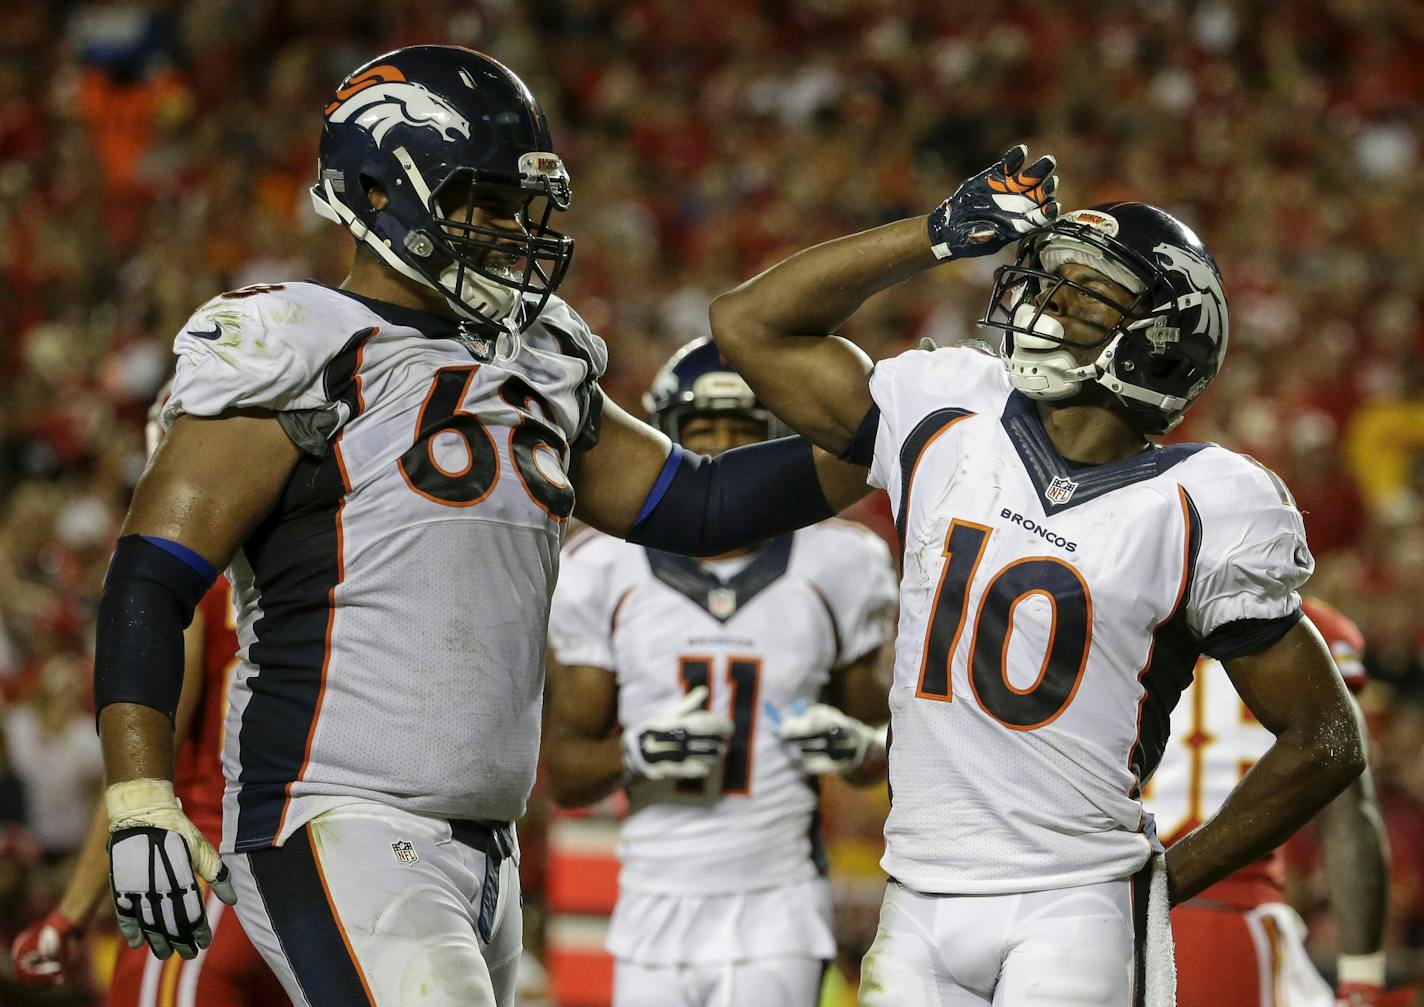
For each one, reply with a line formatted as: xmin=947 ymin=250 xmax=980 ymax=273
xmin=1200 ymin=609 xmax=1303 ymax=661
xmin=838 ymin=405 xmax=880 ymax=468
xmin=626 ymin=437 xmax=834 ymax=556
xmin=94 ymin=535 xmax=217 ymax=724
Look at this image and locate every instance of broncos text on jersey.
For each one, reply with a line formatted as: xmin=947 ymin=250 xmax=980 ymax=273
xmin=866 ymin=345 xmax=1313 ymax=895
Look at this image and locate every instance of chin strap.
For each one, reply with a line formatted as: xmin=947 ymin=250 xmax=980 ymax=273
xmin=311 ymin=168 xmax=512 ymax=327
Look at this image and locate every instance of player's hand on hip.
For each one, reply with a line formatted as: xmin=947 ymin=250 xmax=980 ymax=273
xmin=622 ymin=686 xmax=733 ymax=781
xmin=775 ymin=701 xmax=884 ymax=776
xmin=927 ymin=144 xmax=1060 ymax=261
xmin=106 ymin=778 xmax=237 ymax=961
xmin=10 ymin=910 xmax=83 ymax=985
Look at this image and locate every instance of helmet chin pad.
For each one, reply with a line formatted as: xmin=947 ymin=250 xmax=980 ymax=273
xmin=438 ymin=261 xmax=521 ymax=322
xmin=1005 ymin=304 xmax=1091 ymax=401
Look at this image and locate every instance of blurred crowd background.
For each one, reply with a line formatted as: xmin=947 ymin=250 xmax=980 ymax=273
xmin=1 ymin=0 xmax=1422 ymax=1003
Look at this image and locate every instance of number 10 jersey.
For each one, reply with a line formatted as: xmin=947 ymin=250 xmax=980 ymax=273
xmin=865 ymin=346 xmax=1313 ymax=895
xmin=163 ymin=281 xmax=606 ymax=853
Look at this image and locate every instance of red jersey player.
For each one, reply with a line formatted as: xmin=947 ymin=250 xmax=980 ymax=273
xmin=1149 ymin=598 xmax=1402 ymax=1006
xmin=10 ymin=578 xmax=284 ymax=1004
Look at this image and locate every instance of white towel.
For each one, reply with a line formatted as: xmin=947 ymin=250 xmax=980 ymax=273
xmin=1142 ymin=854 xmax=1177 ymax=1007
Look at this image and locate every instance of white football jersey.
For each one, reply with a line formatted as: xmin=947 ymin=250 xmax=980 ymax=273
xmin=867 ymin=346 xmax=1313 ymax=894
xmin=162 ymin=281 xmax=606 ymax=853
xmin=548 ymin=521 xmax=897 ymax=897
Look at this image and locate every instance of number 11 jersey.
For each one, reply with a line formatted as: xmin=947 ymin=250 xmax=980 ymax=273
xmin=162 ymin=281 xmax=605 ymax=854
xmin=865 ymin=346 xmax=1312 ymax=895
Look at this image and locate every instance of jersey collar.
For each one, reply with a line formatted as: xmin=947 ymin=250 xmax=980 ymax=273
xmin=1000 ymin=391 xmax=1206 ymax=515
xmin=643 ymin=535 xmax=794 ymax=623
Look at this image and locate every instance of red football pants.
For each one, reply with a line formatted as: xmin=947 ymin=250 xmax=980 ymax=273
xmin=1173 ymin=902 xmax=1273 ymax=1007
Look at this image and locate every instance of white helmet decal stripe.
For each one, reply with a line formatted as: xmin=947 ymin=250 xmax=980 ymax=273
xmin=328 ymin=81 xmax=472 ymax=145
xmin=1152 ymin=242 xmax=1227 ymax=342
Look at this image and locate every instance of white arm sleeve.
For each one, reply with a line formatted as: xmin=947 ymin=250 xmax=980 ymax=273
xmin=548 ymin=537 xmax=620 ymax=671
xmin=1186 ymin=455 xmax=1314 ymax=655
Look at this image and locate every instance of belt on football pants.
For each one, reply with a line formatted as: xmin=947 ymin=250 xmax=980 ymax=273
xmin=449 ymin=819 xmax=515 ymax=944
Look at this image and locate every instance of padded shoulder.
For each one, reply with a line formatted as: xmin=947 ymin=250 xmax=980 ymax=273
xmin=164 ymin=282 xmax=379 ymax=424
xmin=1175 ymin=447 xmax=1313 ymax=641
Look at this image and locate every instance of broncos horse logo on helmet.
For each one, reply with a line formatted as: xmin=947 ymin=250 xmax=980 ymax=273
xmin=311 ymin=46 xmax=574 ymax=332
xmin=980 ymin=201 xmax=1229 ymax=433
xmin=325 ymin=65 xmax=472 ymax=145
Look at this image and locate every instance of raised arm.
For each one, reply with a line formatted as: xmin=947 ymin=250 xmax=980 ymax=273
xmin=711 ymin=145 xmax=1058 ymax=453
xmin=1164 ymin=619 xmax=1366 ymax=903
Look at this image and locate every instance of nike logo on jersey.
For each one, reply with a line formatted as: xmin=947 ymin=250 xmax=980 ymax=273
xmin=1000 ymin=508 xmax=1078 ymax=552
xmin=186 ymin=325 xmax=222 ymax=341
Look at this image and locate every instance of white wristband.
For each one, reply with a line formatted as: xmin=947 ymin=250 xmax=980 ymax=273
xmin=1337 ymin=950 xmax=1386 ymax=986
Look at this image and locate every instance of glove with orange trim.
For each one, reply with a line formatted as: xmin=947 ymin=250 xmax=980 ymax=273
xmin=928 ymin=144 xmax=1059 ymax=260
xmin=10 ymin=910 xmax=84 ymax=986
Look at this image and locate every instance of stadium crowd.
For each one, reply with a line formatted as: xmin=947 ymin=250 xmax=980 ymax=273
xmin=0 ymin=0 xmax=1421 ymax=1001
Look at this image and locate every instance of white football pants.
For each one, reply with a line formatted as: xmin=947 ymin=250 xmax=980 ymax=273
xmin=860 ymin=876 xmax=1146 ymax=1006
xmin=614 ymin=957 xmax=827 ymax=1007
xmin=227 ymin=801 xmax=522 ymax=1006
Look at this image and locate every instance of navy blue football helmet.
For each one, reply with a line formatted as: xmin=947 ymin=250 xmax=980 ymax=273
xmin=980 ymin=202 xmax=1228 ymax=433
xmin=645 ymin=338 xmax=787 ymax=443
xmin=311 ymin=46 xmax=573 ymax=330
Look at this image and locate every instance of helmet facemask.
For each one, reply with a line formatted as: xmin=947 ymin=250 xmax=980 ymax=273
xmin=413 ymin=155 xmax=573 ymax=331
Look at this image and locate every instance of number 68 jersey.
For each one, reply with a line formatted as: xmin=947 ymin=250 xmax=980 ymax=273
xmin=162 ymin=281 xmax=605 ymax=854
xmin=865 ymin=346 xmax=1313 ymax=895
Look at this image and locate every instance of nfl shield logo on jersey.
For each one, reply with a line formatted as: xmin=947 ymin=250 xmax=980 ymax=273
xmin=707 ymin=587 xmax=738 ymax=620
xmin=1046 ymin=475 xmax=1078 ymax=504
xmin=391 ymin=840 xmax=419 ymax=865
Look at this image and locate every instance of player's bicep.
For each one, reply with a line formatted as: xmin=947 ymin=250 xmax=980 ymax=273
xmin=545 ymin=659 xmax=619 ymax=741
xmin=123 ymin=412 xmax=302 ymax=569
xmin=1222 ymin=619 xmax=1356 ymax=742
xmin=570 ymin=394 xmax=674 ymax=536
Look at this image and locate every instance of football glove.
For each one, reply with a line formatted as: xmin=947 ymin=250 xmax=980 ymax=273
xmin=928 ymin=144 xmax=1059 ymax=261
xmin=10 ymin=910 xmax=83 ymax=986
xmin=106 ymin=778 xmax=237 ymax=961
xmin=775 ymin=701 xmax=885 ymax=776
xmin=622 ymin=686 xmax=733 ymax=781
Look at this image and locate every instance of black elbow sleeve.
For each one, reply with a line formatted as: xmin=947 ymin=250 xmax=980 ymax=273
xmin=94 ymin=535 xmax=217 ymax=724
xmin=627 ymin=437 xmax=835 ymax=556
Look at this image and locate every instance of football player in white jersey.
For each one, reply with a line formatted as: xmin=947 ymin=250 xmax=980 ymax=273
xmin=1152 ymin=598 xmax=1401 ymax=1007
xmin=543 ymin=338 xmax=899 ymax=1007
xmin=90 ymin=47 xmax=876 ymax=1007
xmin=708 ymin=148 xmax=1366 ymax=1004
